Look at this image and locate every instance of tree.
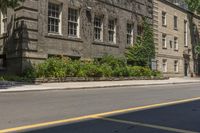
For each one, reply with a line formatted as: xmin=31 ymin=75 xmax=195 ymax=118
xmin=125 ymin=18 xmax=155 ymax=67
xmin=185 ymin=0 xmax=200 ymax=14
xmin=0 ymin=0 xmax=24 ymax=13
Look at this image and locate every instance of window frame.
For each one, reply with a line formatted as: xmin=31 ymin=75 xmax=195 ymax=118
xmin=94 ymin=16 xmax=103 ymax=41
xmin=184 ymin=20 xmax=188 ymax=47
xmin=174 ymin=60 xmax=179 ymax=73
xmin=162 ymin=11 xmax=167 ymax=26
xmin=108 ymin=19 xmax=116 ymax=44
xmin=162 ymin=59 xmax=167 ymax=73
xmin=174 ymin=37 xmax=179 ymax=51
xmin=68 ymin=7 xmax=80 ymax=38
xmin=127 ymin=23 xmax=134 ymax=45
xmin=174 ymin=16 xmax=178 ymax=30
xmin=162 ymin=33 xmax=167 ymax=49
xmin=0 ymin=11 xmax=7 ymax=35
xmin=48 ymin=2 xmax=62 ymax=35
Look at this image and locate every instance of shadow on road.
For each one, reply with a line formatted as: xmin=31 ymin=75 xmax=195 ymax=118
xmin=22 ymin=100 xmax=200 ymax=133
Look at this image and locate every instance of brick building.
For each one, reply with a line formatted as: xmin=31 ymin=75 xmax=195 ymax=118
xmin=0 ymin=0 xmax=153 ymax=75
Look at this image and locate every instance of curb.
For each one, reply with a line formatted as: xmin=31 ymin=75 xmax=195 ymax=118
xmin=0 ymin=81 xmax=199 ymax=93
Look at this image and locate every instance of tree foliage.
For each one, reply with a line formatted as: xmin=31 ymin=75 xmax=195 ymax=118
xmin=125 ymin=18 xmax=155 ymax=66
xmin=185 ymin=0 xmax=200 ymax=14
xmin=0 ymin=0 xmax=24 ymax=13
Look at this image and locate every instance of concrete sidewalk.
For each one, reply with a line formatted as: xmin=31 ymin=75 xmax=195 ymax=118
xmin=0 ymin=78 xmax=200 ymax=93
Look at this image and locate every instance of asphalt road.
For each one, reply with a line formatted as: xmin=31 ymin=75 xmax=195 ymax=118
xmin=0 ymin=83 xmax=200 ymax=133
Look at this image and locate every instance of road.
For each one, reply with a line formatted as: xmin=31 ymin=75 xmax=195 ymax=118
xmin=0 ymin=83 xmax=200 ymax=133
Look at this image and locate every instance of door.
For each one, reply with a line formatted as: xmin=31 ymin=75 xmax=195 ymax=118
xmin=184 ymin=61 xmax=188 ymax=77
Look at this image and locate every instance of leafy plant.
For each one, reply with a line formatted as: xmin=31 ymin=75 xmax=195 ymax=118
xmin=0 ymin=0 xmax=25 ymax=13
xmin=125 ymin=18 xmax=155 ymax=66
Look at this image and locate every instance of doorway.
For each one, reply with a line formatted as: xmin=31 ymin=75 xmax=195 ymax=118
xmin=184 ymin=61 xmax=188 ymax=77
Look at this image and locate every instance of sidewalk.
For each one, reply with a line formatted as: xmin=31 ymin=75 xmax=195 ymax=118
xmin=0 ymin=78 xmax=200 ymax=93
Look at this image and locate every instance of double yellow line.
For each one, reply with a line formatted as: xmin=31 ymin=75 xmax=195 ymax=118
xmin=1 ymin=97 xmax=200 ymax=133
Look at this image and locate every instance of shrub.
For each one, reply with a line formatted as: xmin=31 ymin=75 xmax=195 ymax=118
xmin=22 ymin=56 xmax=162 ymax=79
xmin=0 ymin=76 xmax=5 ymax=81
xmin=65 ymin=60 xmax=82 ymax=77
xmin=35 ymin=57 xmax=68 ymax=78
xmin=128 ymin=66 xmax=152 ymax=77
xmin=112 ymin=67 xmax=130 ymax=77
xmin=100 ymin=64 xmax=113 ymax=77
xmin=99 ymin=55 xmax=127 ymax=69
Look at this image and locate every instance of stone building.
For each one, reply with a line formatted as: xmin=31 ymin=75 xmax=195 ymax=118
xmin=0 ymin=0 xmax=153 ymax=75
xmin=153 ymin=0 xmax=200 ymax=77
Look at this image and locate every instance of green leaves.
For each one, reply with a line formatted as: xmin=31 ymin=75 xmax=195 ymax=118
xmin=185 ymin=0 xmax=200 ymax=13
xmin=125 ymin=18 xmax=155 ymax=66
xmin=0 ymin=0 xmax=25 ymax=13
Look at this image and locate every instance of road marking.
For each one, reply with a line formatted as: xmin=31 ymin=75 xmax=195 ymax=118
xmin=95 ymin=117 xmax=198 ymax=133
xmin=1 ymin=97 xmax=200 ymax=133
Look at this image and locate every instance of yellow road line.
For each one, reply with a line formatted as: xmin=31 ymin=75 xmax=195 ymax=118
xmin=95 ymin=117 xmax=198 ymax=133
xmin=1 ymin=97 xmax=200 ymax=133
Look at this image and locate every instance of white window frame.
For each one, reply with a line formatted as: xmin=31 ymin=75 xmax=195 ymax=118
xmin=162 ymin=11 xmax=167 ymax=26
xmin=162 ymin=33 xmax=167 ymax=48
xmin=174 ymin=37 xmax=178 ymax=51
xmin=48 ymin=2 xmax=62 ymax=34
xmin=68 ymin=8 xmax=80 ymax=38
xmin=174 ymin=60 xmax=179 ymax=73
xmin=108 ymin=19 xmax=116 ymax=44
xmin=184 ymin=20 xmax=188 ymax=47
xmin=162 ymin=59 xmax=167 ymax=73
xmin=0 ymin=11 xmax=7 ymax=34
xmin=94 ymin=16 xmax=103 ymax=41
xmin=127 ymin=23 xmax=134 ymax=45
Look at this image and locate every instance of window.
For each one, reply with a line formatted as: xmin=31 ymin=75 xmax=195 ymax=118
xmin=108 ymin=19 xmax=116 ymax=43
xmin=137 ymin=24 xmax=143 ymax=36
xmin=184 ymin=20 xmax=188 ymax=47
xmin=68 ymin=8 xmax=79 ymax=37
xmin=162 ymin=59 xmax=167 ymax=72
xmin=174 ymin=16 xmax=178 ymax=30
xmin=94 ymin=17 xmax=103 ymax=41
xmin=162 ymin=34 xmax=167 ymax=48
xmin=127 ymin=23 xmax=134 ymax=45
xmin=174 ymin=60 xmax=179 ymax=73
xmin=48 ymin=3 xmax=61 ymax=34
xmin=162 ymin=11 xmax=166 ymax=26
xmin=0 ymin=11 xmax=7 ymax=34
xmin=174 ymin=37 xmax=178 ymax=51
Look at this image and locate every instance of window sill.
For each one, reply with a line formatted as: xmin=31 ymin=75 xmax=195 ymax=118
xmin=0 ymin=33 xmax=8 ymax=39
xmin=174 ymin=49 xmax=179 ymax=52
xmin=162 ymin=24 xmax=167 ymax=27
xmin=45 ymin=34 xmax=83 ymax=42
xmin=162 ymin=47 xmax=167 ymax=49
xmin=174 ymin=28 xmax=178 ymax=31
xmin=92 ymin=41 xmax=119 ymax=48
xmin=47 ymin=33 xmax=63 ymax=37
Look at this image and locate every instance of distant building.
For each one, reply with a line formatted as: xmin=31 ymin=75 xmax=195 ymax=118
xmin=0 ymin=0 xmax=153 ymax=75
xmin=153 ymin=0 xmax=200 ymax=77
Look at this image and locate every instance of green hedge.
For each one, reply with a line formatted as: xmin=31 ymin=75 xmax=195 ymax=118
xmin=24 ymin=56 xmax=162 ymax=78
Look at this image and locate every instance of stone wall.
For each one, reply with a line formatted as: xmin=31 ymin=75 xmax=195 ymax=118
xmin=0 ymin=0 xmax=153 ymax=75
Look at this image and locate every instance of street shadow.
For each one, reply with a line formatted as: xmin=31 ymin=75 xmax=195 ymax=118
xmin=22 ymin=100 xmax=200 ymax=133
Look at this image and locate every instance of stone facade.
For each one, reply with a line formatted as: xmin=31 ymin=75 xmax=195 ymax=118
xmin=0 ymin=0 xmax=153 ymax=75
xmin=153 ymin=0 xmax=200 ymax=77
